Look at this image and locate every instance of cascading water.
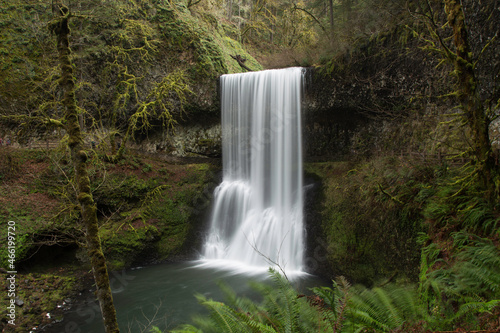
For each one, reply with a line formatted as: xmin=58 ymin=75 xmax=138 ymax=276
xmin=201 ymin=67 xmax=305 ymax=274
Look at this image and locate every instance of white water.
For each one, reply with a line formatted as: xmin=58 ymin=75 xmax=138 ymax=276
xmin=200 ymin=67 xmax=305 ymax=275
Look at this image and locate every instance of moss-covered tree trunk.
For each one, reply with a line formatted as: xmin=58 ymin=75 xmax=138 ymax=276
xmin=49 ymin=3 xmax=120 ymax=332
xmin=443 ymin=0 xmax=499 ymax=201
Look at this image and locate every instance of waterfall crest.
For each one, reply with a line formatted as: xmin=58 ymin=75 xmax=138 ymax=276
xmin=202 ymin=67 xmax=305 ymax=274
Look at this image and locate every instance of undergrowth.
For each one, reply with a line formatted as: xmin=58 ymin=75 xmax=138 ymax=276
xmin=162 ymin=233 xmax=499 ymax=332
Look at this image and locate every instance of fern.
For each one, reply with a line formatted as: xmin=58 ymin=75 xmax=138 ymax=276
xmin=452 ymin=235 xmax=500 ymax=295
xmin=170 ymin=324 xmax=201 ymax=332
xmin=311 ymin=276 xmax=351 ymax=332
xmin=268 ymin=269 xmax=301 ymax=333
xmin=431 ymin=232 xmax=500 ymax=298
xmin=195 ymin=294 xmax=276 ymax=333
xmin=345 ymin=284 xmax=422 ymax=332
xmin=458 ymin=199 xmax=498 ymax=234
xmin=417 ymin=232 xmax=500 ymax=329
xmin=217 ymin=280 xmax=262 ymax=315
xmin=453 ymin=299 xmax=500 ymax=321
xmin=176 ymin=269 xmax=329 ymax=333
xmin=418 ymin=240 xmax=443 ymax=309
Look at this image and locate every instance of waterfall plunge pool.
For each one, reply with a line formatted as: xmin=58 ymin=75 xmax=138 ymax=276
xmin=44 ymin=261 xmax=325 ymax=333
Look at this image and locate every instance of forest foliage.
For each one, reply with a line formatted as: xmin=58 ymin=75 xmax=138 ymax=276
xmin=0 ymin=0 xmax=499 ymax=332
xmin=0 ymin=0 xmax=261 ymax=149
xmin=164 ymin=0 xmax=499 ymax=331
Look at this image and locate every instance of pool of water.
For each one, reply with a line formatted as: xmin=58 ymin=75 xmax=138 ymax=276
xmin=45 ymin=261 xmax=324 ymax=333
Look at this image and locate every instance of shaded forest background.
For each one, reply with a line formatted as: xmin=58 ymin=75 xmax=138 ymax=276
xmin=0 ymin=0 xmax=499 ymax=332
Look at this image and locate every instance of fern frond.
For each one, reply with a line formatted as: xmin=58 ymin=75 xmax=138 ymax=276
xmin=169 ymin=324 xmax=202 ymax=333
xmin=418 ymin=232 xmax=500 ymax=330
xmin=149 ymin=327 xmax=164 ymax=333
xmin=217 ymin=280 xmax=262 ymax=315
xmin=458 ymin=199 xmax=498 ymax=234
xmin=311 ymin=276 xmax=351 ymax=331
xmin=453 ymin=299 xmax=500 ymax=321
xmin=196 ymin=294 xmax=253 ymax=333
xmin=347 ymin=307 xmax=391 ymax=331
xmin=347 ymin=284 xmax=420 ymax=331
xmin=418 ymin=242 xmax=444 ymax=306
xmin=454 ymin=237 xmax=500 ymax=294
xmin=267 ymin=269 xmax=300 ymax=333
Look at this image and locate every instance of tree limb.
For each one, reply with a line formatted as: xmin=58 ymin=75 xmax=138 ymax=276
xmin=293 ymin=5 xmax=327 ymax=34
xmin=230 ymin=54 xmax=253 ymax=71
xmin=377 ymin=183 xmax=404 ymax=205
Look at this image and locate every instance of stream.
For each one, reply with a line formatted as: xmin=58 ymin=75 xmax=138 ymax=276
xmin=45 ymin=261 xmax=324 ymax=333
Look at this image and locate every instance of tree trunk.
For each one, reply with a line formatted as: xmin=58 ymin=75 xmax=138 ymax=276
xmin=342 ymin=0 xmax=352 ymax=23
xmin=50 ymin=3 xmax=120 ymax=332
xmin=227 ymin=0 xmax=233 ymax=20
xmin=443 ymin=0 xmax=498 ymax=201
xmin=328 ymin=0 xmax=334 ymax=33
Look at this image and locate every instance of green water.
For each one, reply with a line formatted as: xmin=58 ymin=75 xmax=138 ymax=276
xmin=46 ymin=261 xmax=323 ymax=333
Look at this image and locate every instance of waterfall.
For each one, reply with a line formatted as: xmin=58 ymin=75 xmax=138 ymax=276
xmin=202 ymin=67 xmax=305 ymax=274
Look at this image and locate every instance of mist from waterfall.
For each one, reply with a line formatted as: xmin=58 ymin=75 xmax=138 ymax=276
xmin=201 ymin=67 xmax=305 ymax=275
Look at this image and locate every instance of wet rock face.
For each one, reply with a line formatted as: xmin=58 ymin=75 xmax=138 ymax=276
xmin=132 ymin=123 xmax=222 ymax=158
xmin=137 ymin=61 xmax=428 ymax=161
xmin=301 ymin=41 xmax=442 ymax=161
xmin=302 ymin=105 xmax=369 ymax=161
xmin=167 ymin=124 xmax=222 ymax=157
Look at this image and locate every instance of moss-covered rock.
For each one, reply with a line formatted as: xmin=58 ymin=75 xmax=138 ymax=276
xmin=92 ymin=159 xmax=218 ymax=270
xmin=129 ymin=123 xmax=222 ymax=157
xmin=305 ymin=157 xmax=430 ymax=285
xmin=0 ymin=148 xmax=218 ymax=271
xmin=0 ymin=270 xmax=80 ymax=332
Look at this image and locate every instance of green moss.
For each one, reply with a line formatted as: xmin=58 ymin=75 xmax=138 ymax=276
xmin=6 ymin=272 xmax=77 ymax=331
xmin=0 ymin=228 xmax=30 ymax=269
xmin=99 ymin=214 xmax=160 ymax=270
xmin=90 ymin=160 xmax=217 ymax=267
xmin=154 ymin=4 xmax=226 ymax=77
xmin=0 ymin=0 xmax=52 ymax=102
xmin=217 ymin=36 xmax=262 ymax=73
xmin=144 ymin=165 xmax=215 ymax=260
xmin=306 ymin=158 xmax=426 ymax=284
xmin=152 ymin=197 xmax=191 ymax=257
xmin=154 ymin=1 xmax=260 ymax=78
xmin=92 ymin=174 xmax=154 ymax=211
xmin=2 ymin=0 xmax=262 ymax=132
